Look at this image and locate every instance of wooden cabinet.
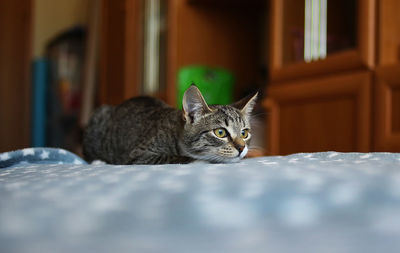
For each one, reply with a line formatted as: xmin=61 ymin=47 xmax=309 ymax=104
xmin=264 ymin=71 xmax=371 ymax=155
xmin=265 ymin=0 xmax=400 ymax=154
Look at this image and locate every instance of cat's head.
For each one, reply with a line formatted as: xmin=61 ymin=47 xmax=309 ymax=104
xmin=180 ymin=85 xmax=257 ymax=163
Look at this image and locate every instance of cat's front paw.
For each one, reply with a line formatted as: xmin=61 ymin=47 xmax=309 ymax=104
xmin=190 ymin=159 xmax=210 ymax=165
xmin=91 ymin=160 xmax=107 ymax=165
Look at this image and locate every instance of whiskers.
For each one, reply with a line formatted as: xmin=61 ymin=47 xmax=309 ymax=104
xmin=219 ymin=147 xmax=237 ymax=156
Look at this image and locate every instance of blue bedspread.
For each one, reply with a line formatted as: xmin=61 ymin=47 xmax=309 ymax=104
xmin=0 ymin=147 xmax=86 ymax=168
xmin=1 ymin=151 xmax=400 ymax=252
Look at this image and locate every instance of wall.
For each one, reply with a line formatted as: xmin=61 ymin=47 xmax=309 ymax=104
xmin=33 ymin=0 xmax=90 ymax=57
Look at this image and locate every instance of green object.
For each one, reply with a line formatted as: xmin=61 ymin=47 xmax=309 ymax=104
xmin=177 ymin=65 xmax=235 ymax=109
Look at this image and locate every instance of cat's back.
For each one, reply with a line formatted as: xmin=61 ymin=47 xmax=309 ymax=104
xmin=122 ymin=96 xmax=169 ymax=108
xmin=87 ymin=96 xmax=175 ymax=142
xmin=115 ymin=96 xmax=169 ymax=114
xmin=83 ymin=96 xmax=181 ymax=163
xmin=112 ymin=96 xmax=174 ymax=124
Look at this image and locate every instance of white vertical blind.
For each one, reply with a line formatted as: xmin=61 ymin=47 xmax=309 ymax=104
xmin=304 ymin=0 xmax=327 ymax=62
xmin=143 ymin=0 xmax=161 ymax=94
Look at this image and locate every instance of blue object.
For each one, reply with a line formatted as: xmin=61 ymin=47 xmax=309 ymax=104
xmin=0 ymin=147 xmax=87 ymax=168
xmin=31 ymin=58 xmax=48 ymax=147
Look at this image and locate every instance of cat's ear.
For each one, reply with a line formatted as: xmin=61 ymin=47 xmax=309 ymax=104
xmin=232 ymin=92 xmax=258 ymax=117
xmin=182 ymin=84 xmax=212 ymax=123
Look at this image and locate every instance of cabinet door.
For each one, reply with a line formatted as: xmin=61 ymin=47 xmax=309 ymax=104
xmin=375 ymin=65 xmax=400 ymax=151
xmin=269 ymin=0 xmax=375 ymax=82
xmin=264 ymin=71 xmax=371 ymax=155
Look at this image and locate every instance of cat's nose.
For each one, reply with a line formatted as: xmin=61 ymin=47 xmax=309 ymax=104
xmin=233 ymin=139 xmax=245 ymax=154
xmin=237 ymin=145 xmax=244 ymax=153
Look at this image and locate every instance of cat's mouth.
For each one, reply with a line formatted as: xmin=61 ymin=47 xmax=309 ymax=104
xmin=183 ymin=145 xmax=247 ymax=164
xmin=212 ymin=146 xmax=248 ymax=163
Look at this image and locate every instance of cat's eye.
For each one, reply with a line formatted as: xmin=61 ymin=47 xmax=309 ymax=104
xmin=214 ymin=128 xmax=227 ymax=138
xmin=241 ymin=129 xmax=249 ymax=139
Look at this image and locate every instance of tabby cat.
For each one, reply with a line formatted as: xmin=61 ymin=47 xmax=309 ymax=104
xmin=83 ymin=85 xmax=257 ymax=164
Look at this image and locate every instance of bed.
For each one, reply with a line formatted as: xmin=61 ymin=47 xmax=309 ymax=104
xmin=1 ymin=148 xmax=400 ymax=252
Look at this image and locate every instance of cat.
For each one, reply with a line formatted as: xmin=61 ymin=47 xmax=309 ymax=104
xmin=82 ymin=84 xmax=257 ymax=165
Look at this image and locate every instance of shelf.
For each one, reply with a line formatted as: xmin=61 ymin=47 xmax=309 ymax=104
xmin=270 ymin=49 xmax=365 ymax=82
xmin=166 ymin=0 xmax=267 ymax=105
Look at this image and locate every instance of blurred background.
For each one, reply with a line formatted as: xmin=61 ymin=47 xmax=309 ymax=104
xmin=0 ymin=0 xmax=399 ymax=156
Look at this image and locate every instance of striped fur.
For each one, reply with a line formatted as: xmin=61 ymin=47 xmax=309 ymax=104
xmin=83 ymin=85 xmax=257 ymax=164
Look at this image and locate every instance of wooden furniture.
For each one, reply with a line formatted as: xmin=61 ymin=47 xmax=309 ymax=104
xmin=0 ymin=0 xmax=32 ymax=152
xmin=264 ymin=0 xmax=400 ymax=154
